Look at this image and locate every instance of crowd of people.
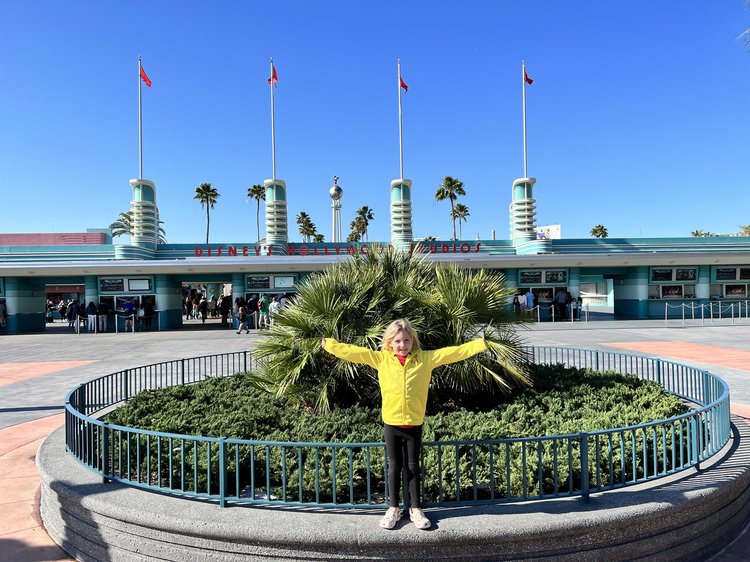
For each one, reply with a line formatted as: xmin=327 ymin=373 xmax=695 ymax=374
xmin=46 ymin=298 xmax=156 ymax=332
xmin=514 ymin=288 xmax=584 ymax=320
xmin=182 ymin=292 xmax=289 ymax=332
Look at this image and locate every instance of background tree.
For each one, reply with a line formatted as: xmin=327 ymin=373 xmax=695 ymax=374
xmin=110 ymin=211 xmax=167 ymax=243
xmin=354 ymin=206 xmax=374 ymax=242
xmin=296 ymin=212 xmax=317 ymax=242
xmin=691 ymin=229 xmax=715 ymax=237
xmin=253 ymin=249 xmax=531 ymax=414
xmin=435 ymin=176 xmax=466 ymax=240
xmin=738 ymin=225 xmax=750 ymax=236
xmin=422 ymin=236 xmax=438 ymax=242
xmin=247 ymin=184 xmax=266 ymax=242
xmin=347 ymin=215 xmax=366 ymax=242
xmin=313 ymin=233 xmax=325 ymax=243
xmin=194 ymin=183 xmax=219 ymax=244
xmin=590 ymin=225 xmax=609 ymax=239
xmin=452 ymin=203 xmax=470 ymax=240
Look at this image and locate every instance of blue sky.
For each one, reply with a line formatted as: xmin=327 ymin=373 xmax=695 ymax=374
xmin=2 ymin=1 xmax=749 ymax=243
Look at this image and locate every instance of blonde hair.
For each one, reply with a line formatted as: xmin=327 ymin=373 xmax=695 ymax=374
xmin=381 ymin=319 xmax=421 ymax=352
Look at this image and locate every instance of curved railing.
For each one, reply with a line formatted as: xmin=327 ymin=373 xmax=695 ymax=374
xmin=65 ymin=347 xmax=731 ymax=508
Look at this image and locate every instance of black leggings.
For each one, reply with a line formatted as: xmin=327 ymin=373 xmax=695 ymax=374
xmin=384 ymin=424 xmax=422 ymax=508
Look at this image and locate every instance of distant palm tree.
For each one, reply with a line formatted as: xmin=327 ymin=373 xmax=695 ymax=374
xmin=247 ymin=184 xmax=266 ymax=242
xmin=110 ymin=211 xmax=167 ymax=243
xmin=739 ymin=225 xmax=750 ymax=237
xmin=355 ymin=206 xmax=374 ymax=242
xmin=347 ymin=216 xmax=366 ymax=242
xmin=313 ymin=233 xmax=325 ymax=243
xmin=296 ymin=212 xmax=317 ymax=243
xmin=452 ymin=203 xmax=470 ymax=240
xmin=194 ymin=183 xmax=220 ymax=243
xmin=691 ymin=229 xmax=715 ymax=237
xmin=435 ymin=176 xmax=465 ymax=240
xmin=422 ymin=236 xmax=438 ymax=242
xmin=590 ymin=225 xmax=609 ymax=239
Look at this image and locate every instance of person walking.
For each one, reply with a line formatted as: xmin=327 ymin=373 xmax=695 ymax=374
xmin=236 ymin=305 xmax=250 ymax=334
xmin=322 ymin=318 xmax=487 ymax=530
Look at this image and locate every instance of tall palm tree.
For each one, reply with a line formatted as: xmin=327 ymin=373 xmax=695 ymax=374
xmin=435 ymin=176 xmax=465 ymax=240
xmin=590 ymin=225 xmax=609 ymax=239
xmin=110 ymin=211 xmax=167 ymax=243
xmin=313 ymin=233 xmax=325 ymax=243
xmin=247 ymin=184 xmax=266 ymax=242
xmin=194 ymin=183 xmax=219 ymax=243
xmin=452 ymin=203 xmax=470 ymax=240
xmin=355 ymin=206 xmax=374 ymax=242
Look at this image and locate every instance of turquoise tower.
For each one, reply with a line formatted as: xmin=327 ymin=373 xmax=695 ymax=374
xmin=510 ymin=177 xmax=548 ymax=255
xmin=264 ymin=178 xmax=288 ymax=255
xmin=390 ymin=179 xmax=413 ymax=252
xmin=115 ymin=179 xmax=159 ymax=259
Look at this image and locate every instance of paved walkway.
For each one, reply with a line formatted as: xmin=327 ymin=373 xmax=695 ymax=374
xmin=1 ymin=319 xmax=750 ymax=560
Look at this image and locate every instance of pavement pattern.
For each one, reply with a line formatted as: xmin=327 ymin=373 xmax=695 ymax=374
xmin=1 ymin=318 xmax=749 ymax=561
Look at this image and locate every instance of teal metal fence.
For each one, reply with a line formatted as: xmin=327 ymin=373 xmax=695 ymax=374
xmin=65 ymin=347 xmax=731 ymax=508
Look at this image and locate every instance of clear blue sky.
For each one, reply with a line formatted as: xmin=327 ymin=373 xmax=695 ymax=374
xmin=2 ymin=1 xmax=749 ymax=243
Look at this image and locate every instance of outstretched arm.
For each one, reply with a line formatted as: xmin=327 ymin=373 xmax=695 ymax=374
xmin=427 ymin=338 xmax=488 ymax=368
xmin=322 ymin=338 xmax=382 ymax=369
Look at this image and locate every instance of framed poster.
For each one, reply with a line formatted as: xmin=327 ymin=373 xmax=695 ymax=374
xmin=247 ymin=276 xmax=270 ymax=290
xmin=544 ymin=270 xmax=567 ymax=284
xmin=519 ymin=271 xmax=543 ymax=285
xmin=661 ymin=285 xmax=683 ymax=298
xmin=274 ymin=275 xmax=296 ymax=289
xmin=127 ymin=278 xmax=151 ymax=291
xmin=100 ymin=278 xmax=125 ymax=292
xmin=675 ymin=268 xmax=697 ymax=282
xmin=725 ymin=284 xmax=747 ymax=298
xmin=651 ymin=269 xmax=673 ymax=282
xmin=716 ymin=268 xmax=737 ymax=281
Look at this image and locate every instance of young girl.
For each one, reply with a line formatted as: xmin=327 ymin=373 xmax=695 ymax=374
xmin=322 ymin=319 xmax=487 ymax=530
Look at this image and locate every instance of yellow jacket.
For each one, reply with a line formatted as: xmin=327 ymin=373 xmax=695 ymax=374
xmin=323 ymin=338 xmax=487 ymax=426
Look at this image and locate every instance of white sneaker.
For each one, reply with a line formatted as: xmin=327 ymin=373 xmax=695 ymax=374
xmin=409 ymin=507 xmax=431 ymax=529
xmin=379 ymin=507 xmax=402 ymax=529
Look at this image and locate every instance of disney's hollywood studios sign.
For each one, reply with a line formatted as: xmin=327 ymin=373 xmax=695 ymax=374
xmin=193 ymin=242 xmax=483 ymax=257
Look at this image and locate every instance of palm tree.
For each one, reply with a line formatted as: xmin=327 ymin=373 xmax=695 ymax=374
xmin=435 ymin=176 xmax=466 ymax=240
xmin=452 ymin=203 xmax=470 ymax=240
xmin=313 ymin=233 xmax=325 ymax=243
xmin=422 ymin=236 xmax=438 ymax=242
xmin=253 ymin=248 xmax=531 ymax=414
xmin=347 ymin=216 xmax=366 ymax=242
xmin=355 ymin=206 xmax=374 ymax=242
xmin=738 ymin=225 xmax=750 ymax=237
xmin=110 ymin=211 xmax=167 ymax=243
xmin=194 ymin=183 xmax=219 ymax=244
xmin=590 ymin=225 xmax=609 ymax=239
xmin=296 ymin=212 xmax=317 ymax=243
xmin=247 ymin=184 xmax=266 ymax=242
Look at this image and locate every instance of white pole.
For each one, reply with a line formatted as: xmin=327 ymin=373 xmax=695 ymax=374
xmin=522 ymin=60 xmax=528 ymax=179
xmin=398 ymin=59 xmax=404 ymax=179
xmin=138 ymin=55 xmax=143 ymax=179
xmin=270 ymin=58 xmax=277 ymax=180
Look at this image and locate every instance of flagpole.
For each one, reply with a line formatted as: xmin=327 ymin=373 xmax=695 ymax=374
xmin=270 ymin=58 xmax=277 ymax=181
xmin=138 ymin=55 xmax=143 ymax=179
xmin=522 ymin=60 xmax=528 ymax=179
xmin=398 ymin=59 xmax=404 ymax=179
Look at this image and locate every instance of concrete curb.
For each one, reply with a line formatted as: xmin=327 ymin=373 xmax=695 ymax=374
xmin=38 ymin=417 xmax=750 ymax=561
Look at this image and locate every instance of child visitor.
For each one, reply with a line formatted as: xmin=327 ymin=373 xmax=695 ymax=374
xmin=322 ymin=318 xmax=487 ymax=530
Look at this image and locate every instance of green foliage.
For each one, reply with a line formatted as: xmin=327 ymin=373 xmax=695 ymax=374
xmin=105 ymin=364 xmax=689 ymax=503
xmin=251 ymin=248 xmax=531 ymax=414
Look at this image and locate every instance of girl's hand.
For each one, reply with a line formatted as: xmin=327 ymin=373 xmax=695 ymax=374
xmin=321 ymin=338 xmax=327 ymax=348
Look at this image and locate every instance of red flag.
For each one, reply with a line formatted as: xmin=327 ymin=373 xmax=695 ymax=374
xmin=140 ymin=66 xmax=152 ymax=87
xmin=524 ymin=69 xmax=533 ymax=85
xmin=400 ymin=75 xmax=408 ymax=92
xmin=268 ymin=64 xmax=278 ymax=86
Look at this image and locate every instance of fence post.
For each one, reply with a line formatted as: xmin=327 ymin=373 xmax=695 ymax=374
xmin=79 ymin=383 xmax=87 ymax=416
xmin=102 ymin=422 xmax=111 ymax=483
xmin=219 ymin=438 xmax=227 ymax=507
xmin=122 ymin=369 xmax=129 ymax=401
xmin=180 ymin=359 xmax=185 ymax=386
xmin=579 ymin=432 xmax=590 ymax=502
xmin=655 ymin=360 xmax=662 ymax=386
xmin=691 ymin=416 xmax=701 ymax=472
xmin=243 ymin=351 xmax=248 ymax=374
